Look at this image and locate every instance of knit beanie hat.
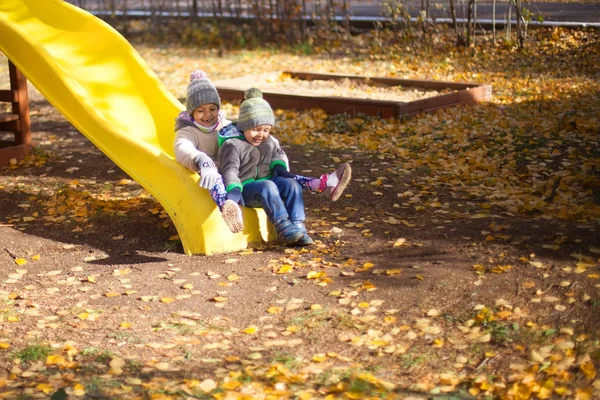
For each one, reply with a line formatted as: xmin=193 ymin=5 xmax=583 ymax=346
xmin=186 ymin=70 xmax=221 ymax=115
xmin=237 ymin=88 xmax=275 ymax=132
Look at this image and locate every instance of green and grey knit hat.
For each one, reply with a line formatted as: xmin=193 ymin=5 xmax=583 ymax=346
xmin=186 ymin=69 xmax=221 ymax=115
xmin=237 ymin=88 xmax=275 ymax=132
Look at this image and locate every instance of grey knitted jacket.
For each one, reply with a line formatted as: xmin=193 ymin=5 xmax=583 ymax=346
xmin=217 ymin=123 xmax=287 ymax=192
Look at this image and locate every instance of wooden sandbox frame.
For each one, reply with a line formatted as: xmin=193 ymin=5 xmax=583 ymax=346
xmin=214 ymin=71 xmax=492 ymax=118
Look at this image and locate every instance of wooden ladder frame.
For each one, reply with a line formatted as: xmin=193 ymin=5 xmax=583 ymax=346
xmin=0 ymin=60 xmax=32 ymax=166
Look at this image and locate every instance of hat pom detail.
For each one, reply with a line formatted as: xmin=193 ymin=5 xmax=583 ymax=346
xmin=190 ymin=69 xmax=208 ymax=82
xmin=244 ymin=87 xmax=263 ymax=100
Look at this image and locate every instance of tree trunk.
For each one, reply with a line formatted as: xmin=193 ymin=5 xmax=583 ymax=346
xmin=513 ymin=0 xmax=525 ymax=48
xmin=466 ymin=0 xmax=475 ymax=47
xmin=301 ymin=0 xmax=307 ymax=42
xmin=342 ymin=0 xmax=350 ymax=41
xmin=329 ymin=0 xmax=335 ymax=32
xmin=473 ymin=0 xmax=477 ymax=46
xmin=492 ymin=0 xmax=496 ymax=44
xmin=122 ymin=0 xmax=127 ymax=36
xmin=449 ymin=0 xmax=465 ymax=47
xmin=506 ymin=4 xmax=512 ymax=42
xmin=269 ymin=0 xmax=275 ymax=39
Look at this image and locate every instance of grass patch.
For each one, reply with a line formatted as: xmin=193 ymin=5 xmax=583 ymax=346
xmin=81 ymin=347 xmax=114 ymax=364
xmin=287 ymin=309 xmax=328 ymax=329
xmin=11 ymin=344 xmax=52 ymax=364
xmin=400 ymin=351 xmax=427 ymax=371
xmin=315 ymin=367 xmax=391 ymax=397
xmin=272 ymin=352 xmax=304 ymax=371
xmin=285 ymin=307 xmax=358 ymax=332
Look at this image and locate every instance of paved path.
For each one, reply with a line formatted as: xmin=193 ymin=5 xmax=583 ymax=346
xmin=347 ymin=1 xmax=600 ymax=23
xmin=66 ymin=1 xmax=600 ymax=24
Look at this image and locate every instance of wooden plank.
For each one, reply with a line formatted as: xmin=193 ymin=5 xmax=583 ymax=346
xmin=217 ymin=88 xmax=399 ymax=118
xmin=398 ymin=85 xmax=492 ymax=116
xmin=0 ymin=120 xmax=19 ymax=131
xmin=0 ymin=143 xmax=32 ymax=166
xmin=0 ymin=113 xmax=19 ymax=123
xmin=9 ymin=61 xmax=31 ymax=146
xmin=0 ymin=140 xmax=16 ymax=148
xmin=0 ymin=89 xmax=18 ymax=102
xmin=287 ymin=71 xmax=479 ymax=90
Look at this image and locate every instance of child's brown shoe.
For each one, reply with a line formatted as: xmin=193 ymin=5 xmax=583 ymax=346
xmin=222 ymin=200 xmax=244 ymax=233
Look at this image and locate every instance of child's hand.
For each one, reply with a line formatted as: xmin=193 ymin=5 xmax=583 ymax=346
xmin=196 ymin=158 xmax=219 ymax=189
xmin=272 ymin=164 xmax=295 ymax=179
xmin=199 ymin=167 xmax=219 ymax=189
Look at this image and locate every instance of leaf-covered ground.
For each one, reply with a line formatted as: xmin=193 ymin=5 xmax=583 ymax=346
xmin=0 ymin=28 xmax=599 ymax=399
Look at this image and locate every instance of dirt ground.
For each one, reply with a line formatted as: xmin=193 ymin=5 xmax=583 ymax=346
xmin=1 ymin=57 xmax=600 ymax=399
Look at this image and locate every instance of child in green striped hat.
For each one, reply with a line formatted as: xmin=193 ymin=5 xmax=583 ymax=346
xmin=218 ymin=88 xmax=352 ymax=246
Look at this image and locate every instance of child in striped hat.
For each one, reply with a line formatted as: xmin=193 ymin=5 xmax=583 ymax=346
xmin=236 ymin=88 xmax=352 ymax=202
xmin=218 ymin=88 xmax=351 ymax=246
xmin=174 ymin=70 xmax=245 ymax=234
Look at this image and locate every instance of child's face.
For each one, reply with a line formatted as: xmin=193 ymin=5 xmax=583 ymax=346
xmin=192 ymin=104 xmax=219 ymax=127
xmin=243 ymin=125 xmax=272 ymax=146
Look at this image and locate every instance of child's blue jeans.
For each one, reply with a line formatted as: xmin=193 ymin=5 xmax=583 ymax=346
xmin=242 ymin=176 xmax=305 ymax=225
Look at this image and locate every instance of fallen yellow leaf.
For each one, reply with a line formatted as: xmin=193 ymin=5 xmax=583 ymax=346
xmin=362 ymin=281 xmax=376 ymax=290
xmin=574 ymin=388 xmax=592 ymax=400
xmin=277 ymin=264 xmax=293 ymax=274
xmin=580 ymin=361 xmax=596 ymax=380
xmin=393 ymin=238 xmax=406 ymax=247
xmin=46 ymin=354 xmax=66 ymax=365
xmin=72 ymin=384 xmax=86 ymax=396
xmin=160 ymin=297 xmax=176 ymax=303
xmin=36 ymin=383 xmax=54 ymax=394
xmin=243 ymin=326 xmax=257 ymax=334
xmin=198 ymin=379 xmax=217 ymax=393
xmin=307 ymin=271 xmax=325 ymax=279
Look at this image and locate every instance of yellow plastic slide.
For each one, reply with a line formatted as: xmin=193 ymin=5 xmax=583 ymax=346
xmin=0 ymin=0 xmax=272 ymax=255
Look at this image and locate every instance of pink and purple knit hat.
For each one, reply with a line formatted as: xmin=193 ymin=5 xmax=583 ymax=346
xmin=186 ymin=69 xmax=221 ymax=114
